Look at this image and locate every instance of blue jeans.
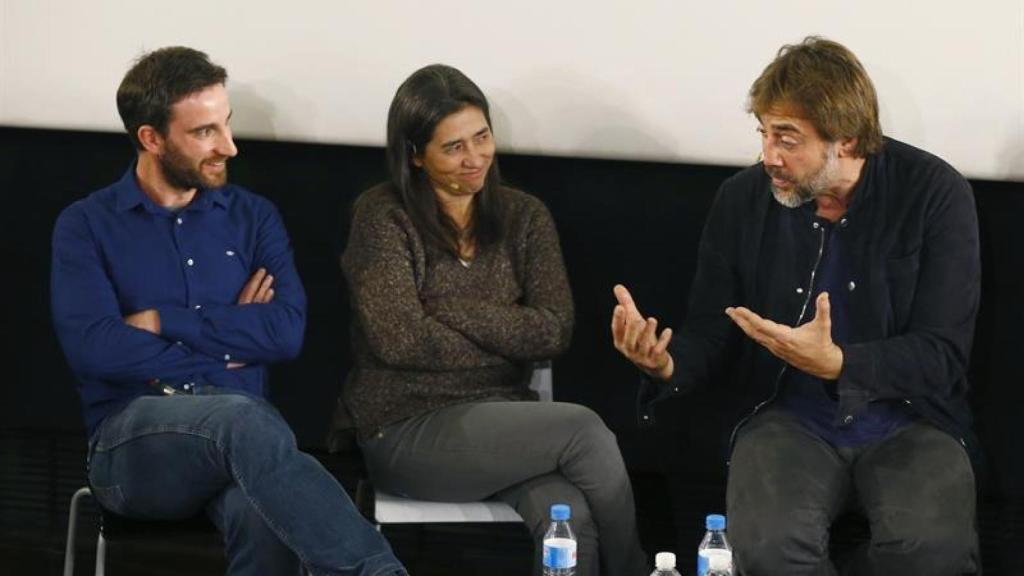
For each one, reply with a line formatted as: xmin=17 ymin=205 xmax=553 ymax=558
xmin=88 ymin=388 xmax=406 ymax=576
xmin=726 ymin=408 xmax=978 ymax=576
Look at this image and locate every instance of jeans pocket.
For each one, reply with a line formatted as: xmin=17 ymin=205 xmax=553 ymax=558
xmin=90 ymin=483 xmax=126 ymax=514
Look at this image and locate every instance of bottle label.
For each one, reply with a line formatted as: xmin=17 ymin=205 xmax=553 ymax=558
xmin=697 ymin=548 xmax=732 ymax=576
xmin=543 ymin=537 xmax=577 ymax=569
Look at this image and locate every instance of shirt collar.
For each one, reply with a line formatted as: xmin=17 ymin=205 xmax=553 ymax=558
xmin=114 ymin=160 xmax=230 ymax=214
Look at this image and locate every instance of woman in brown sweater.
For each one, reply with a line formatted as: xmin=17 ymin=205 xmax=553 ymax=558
xmin=333 ymin=64 xmax=647 ymax=576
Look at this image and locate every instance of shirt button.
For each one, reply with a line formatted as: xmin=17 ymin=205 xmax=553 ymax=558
xmin=843 ymin=415 xmax=854 ymax=424
xmin=673 ymin=387 xmax=679 ymax=393
xmin=176 ymin=217 xmax=183 ymax=225
xmin=796 ymin=287 xmax=804 ymax=294
xmin=848 ymin=281 xmax=856 ymax=291
xmin=186 ymin=258 xmax=194 ymax=266
xmin=840 ymin=218 xmax=848 ymax=228
xmin=194 ymin=304 xmax=202 ymax=310
xmin=224 ymin=354 xmax=231 ymax=361
xmin=812 ymin=222 xmax=821 ymax=230
xmin=175 ymin=340 xmax=183 ymax=346
xmin=642 ymin=414 xmax=650 ymax=421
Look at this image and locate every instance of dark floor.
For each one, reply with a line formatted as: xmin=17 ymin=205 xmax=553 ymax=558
xmin=0 ymin=428 xmax=679 ymax=576
xmin=3 ymin=428 xmax=1022 ymax=575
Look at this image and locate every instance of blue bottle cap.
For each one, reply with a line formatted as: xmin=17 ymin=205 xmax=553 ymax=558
xmin=550 ymin=504 xmax=571 ymax=520
xmin=706 ymin=514 xmax=726 ymax=530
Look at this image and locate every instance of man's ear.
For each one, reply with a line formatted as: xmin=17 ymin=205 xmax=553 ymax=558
xmin=137 ymin=125 xmax=163 ymax=154
xmin=838 ymin=137 xmax=859 ymax=158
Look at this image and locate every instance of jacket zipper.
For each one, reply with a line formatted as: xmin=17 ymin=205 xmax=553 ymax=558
xmin=727 ymin=223 xmax=827 ymax=456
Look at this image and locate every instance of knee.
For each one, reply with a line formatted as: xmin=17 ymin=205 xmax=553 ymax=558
xmin=731 ymin=512 xmax=829 ymax=575
xmin=561 ymin=404 xmax=617 ymax=450
xmin=874 ymin=514 xmax=976 ymax=569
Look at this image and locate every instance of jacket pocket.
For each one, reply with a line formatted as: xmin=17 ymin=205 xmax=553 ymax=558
xmin=885 ymin=250 xmax=921 ymax=329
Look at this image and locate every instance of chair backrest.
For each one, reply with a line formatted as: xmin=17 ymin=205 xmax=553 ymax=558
xmin=528 ymin=361 xmax=553 ymax=402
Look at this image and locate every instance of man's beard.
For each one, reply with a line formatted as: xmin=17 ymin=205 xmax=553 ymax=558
xmin=159 ymin=141 xmax=228 ymax=191
xmin=767 ymin=144 xmax=839 ymax=208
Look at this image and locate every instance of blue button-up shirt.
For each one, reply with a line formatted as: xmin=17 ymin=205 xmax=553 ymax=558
xmin=51 ymin=165 xmax=306 ymax=435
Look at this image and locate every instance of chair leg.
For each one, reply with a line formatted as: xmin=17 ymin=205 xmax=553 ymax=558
xmin=95 ymin=532 xmax=107 ymax=576
xmin=64 ymin=487 xmax=93 ymax=576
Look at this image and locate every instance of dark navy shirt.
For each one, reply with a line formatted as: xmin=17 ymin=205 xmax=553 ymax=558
xmin=51 ymin=165 xmax=306 ymax=436
xmin=779 ymin=217 xmax=915 ymax=447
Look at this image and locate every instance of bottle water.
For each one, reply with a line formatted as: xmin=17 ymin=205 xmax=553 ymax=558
xmin=697 ymin=514 xmax=732 ymax=576
xmin=650 ymin=551 xmax=682 ymax=576
xmin=543 ymin=504 xmax=577 ymax=576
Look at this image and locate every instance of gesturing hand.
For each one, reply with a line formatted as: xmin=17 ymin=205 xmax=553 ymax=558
xmin=611 ymin=284 xmax=675 ymax=380
xmin=237 ymin=268 xmax=275 ymax=305
xmin=725 ymin=291 xmax=843 ymax=380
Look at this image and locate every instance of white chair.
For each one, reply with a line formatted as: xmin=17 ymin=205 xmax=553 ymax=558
xmin=369 ymin=361 xmax=552 ymax=528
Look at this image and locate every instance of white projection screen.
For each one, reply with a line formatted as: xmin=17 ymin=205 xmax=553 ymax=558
xmin=2 ymin=0 xmax=1022 ymax=181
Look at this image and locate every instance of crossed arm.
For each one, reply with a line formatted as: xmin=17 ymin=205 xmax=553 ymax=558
xmin=51 ymin=202 xmax=305 ymax=387
xmin=344 ymin=193 xmax=572 ymax=369
xmin=124 ymin=267 xmax=278 ymax=368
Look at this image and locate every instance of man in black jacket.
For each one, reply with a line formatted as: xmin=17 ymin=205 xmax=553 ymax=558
xmin=612 ymin=37 xmax=979 ymax=575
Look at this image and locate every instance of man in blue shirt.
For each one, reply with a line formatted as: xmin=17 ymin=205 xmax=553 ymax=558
xmin=51 ymin=46 xmax=406 ymax=576
xmin=613 ymin=38 xmax=979 ymax=574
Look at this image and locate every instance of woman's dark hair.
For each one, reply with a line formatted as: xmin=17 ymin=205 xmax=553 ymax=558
xmin=386 ymin=64 xmax=505 ymax=256
xmin=117 ymin=46 xmax=228 ymax=151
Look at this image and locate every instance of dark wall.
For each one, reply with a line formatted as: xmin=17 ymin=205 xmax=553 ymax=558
xmin=2 ymin=126 xmax=1022 ymax=556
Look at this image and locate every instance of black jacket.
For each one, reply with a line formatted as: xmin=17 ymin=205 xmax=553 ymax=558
xmin=639 ymin=138 xmax=981 ymax=463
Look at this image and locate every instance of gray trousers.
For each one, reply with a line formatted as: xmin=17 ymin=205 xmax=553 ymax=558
xmin=360 ymin=400 xmax=649 ymax=576
xmin=727 ymin=408 xmax=978 ymax=576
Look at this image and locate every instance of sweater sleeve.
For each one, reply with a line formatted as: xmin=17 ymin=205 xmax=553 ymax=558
xmin=342 ymin=191 xmax=507 ymax=371
xmin=425 ymin=197 xmax=574 ymax=360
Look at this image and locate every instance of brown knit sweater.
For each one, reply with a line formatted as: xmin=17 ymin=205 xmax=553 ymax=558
xmin=336 ymin=183 xmax=574 ymax=438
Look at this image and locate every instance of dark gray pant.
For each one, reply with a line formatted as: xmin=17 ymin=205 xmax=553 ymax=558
xmin=360 ymin=400 xmax=649 ymax=576
xmin=727 ymin=409 xmax=978 ymax=576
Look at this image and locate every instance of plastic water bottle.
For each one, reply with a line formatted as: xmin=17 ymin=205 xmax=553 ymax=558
xmin=697 ymin=514 xmax=732 ymax=576
xmin=650 ymin=551 xmax=682 ymax=576
xmin=543 ymin=504 xmax=577 ymax=575
xmin=706 ymin=552 xmax=733 ymax=576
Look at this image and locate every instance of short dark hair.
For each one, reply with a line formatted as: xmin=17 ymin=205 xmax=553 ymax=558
xmin=116 ymin=46 xmax=227 ymax=150
xmin=748 ymin=36 xmax=883 ymax=156
xmin=385 ymin=64 xmax=505 ymax=256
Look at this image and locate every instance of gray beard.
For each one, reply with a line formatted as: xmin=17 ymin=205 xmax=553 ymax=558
xmin=771 ymin=186 xmax=815 ymax=208
xmin=769 ymin=144 xmax=839 ymax=208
